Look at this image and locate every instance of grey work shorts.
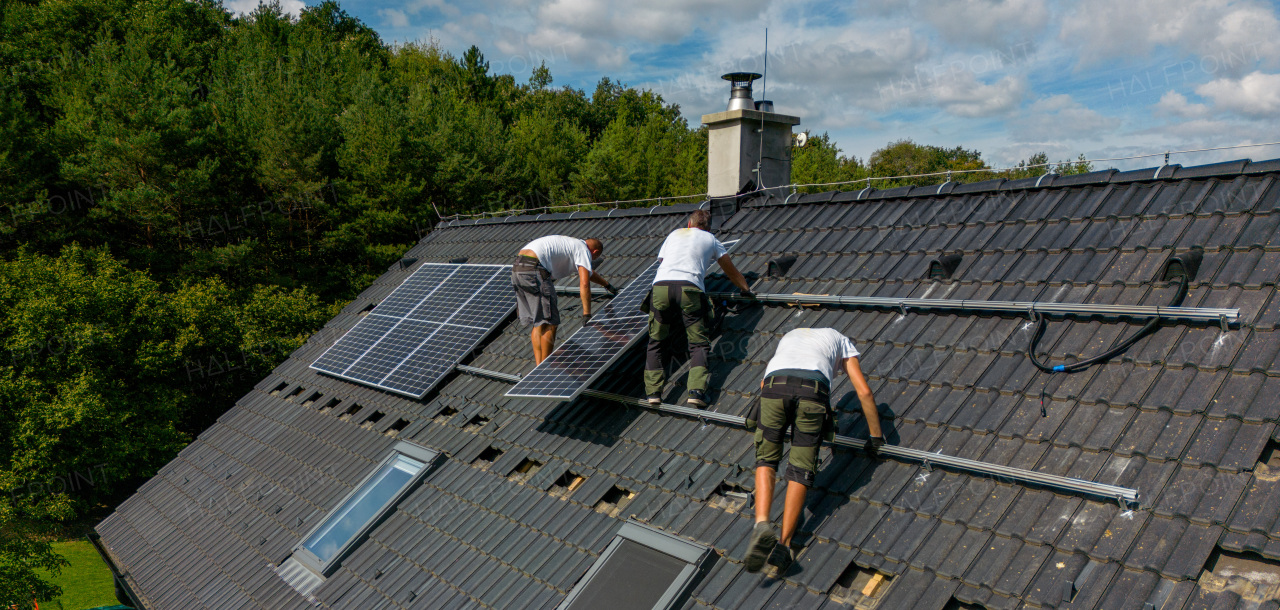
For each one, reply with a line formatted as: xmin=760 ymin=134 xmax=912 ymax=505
xmin=512 ymin=259 xmax=559 ymax=327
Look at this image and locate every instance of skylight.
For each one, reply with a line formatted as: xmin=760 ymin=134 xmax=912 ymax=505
xmin=557 ymin=521 xmax=710 ymax=610
xmin=289 ymin=441 xmax=437 ymax=578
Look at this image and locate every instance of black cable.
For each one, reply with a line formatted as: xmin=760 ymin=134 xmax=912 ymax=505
xmin=1028 ymin=274 xmax=1189 ymax=374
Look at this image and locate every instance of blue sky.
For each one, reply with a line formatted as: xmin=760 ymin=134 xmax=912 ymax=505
xmin=245 ymin=0 xmax=1280 ymax=171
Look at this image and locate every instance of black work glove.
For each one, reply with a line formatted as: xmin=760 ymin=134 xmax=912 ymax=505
xmin=866 ymin=435 xmax=886 ymax=454
xmin=583 ymin=312 xmax=593 ymax=323
xmin=739 ymin=289 xmax=756 ymax=299
xmin=605 ymin=283 xmax=619 ymax=297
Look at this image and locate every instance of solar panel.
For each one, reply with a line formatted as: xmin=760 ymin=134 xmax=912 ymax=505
xmin=312 ymin=263 xmax=515 ymax=398
xmin=506 ymin=240 xmax=739 ymax=401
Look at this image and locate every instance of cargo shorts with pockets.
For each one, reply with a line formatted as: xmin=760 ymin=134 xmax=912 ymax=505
xmin=745 ymin=374 xmax=832 ymax=487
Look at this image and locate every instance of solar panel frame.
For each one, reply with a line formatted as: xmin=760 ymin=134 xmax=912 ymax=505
xmin=311 ymin=263 xmax=516 ymax=399
xmin=505 ymin=240 xmax=739 ymax=402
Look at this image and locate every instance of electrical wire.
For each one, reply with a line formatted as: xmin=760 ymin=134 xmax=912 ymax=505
xmin=1027 ymin=274 xmax=1189 ymax=374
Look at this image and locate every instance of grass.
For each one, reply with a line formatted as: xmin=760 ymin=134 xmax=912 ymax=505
xmin=38 ymin=540 xmax=118 ymax=610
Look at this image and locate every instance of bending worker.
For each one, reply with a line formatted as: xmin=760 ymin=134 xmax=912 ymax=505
xmin=744 ymin=327 xmax=886 ymax=573
xmin=512 ymin=235 xmax=616 ymax=364
xmin=645 ymin=209 xmax=751 ymax=407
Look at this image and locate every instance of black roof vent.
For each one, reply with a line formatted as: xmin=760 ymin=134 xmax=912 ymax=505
xmin=767 ymin=255 xmax=797 ymax=277
xmin=449 ymin=257 xmax=468 ymax=264
xmin=1162 ymin=248 xmax=1203 ymax=282
xmin=398 ymin=257 xmax=418 ymax=269
xmin=928 ymin=253 xmax=963 ymax=280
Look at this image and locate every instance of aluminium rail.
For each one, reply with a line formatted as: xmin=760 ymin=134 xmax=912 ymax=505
xmin=454 ymin=364 xmax=1140 ymax=506
xmin=560 ymin=286 xmax=1239 ymax=327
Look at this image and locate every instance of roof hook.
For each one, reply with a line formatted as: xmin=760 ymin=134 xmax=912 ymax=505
xmin=1220 ymin=314 xmax=1229 ymax=332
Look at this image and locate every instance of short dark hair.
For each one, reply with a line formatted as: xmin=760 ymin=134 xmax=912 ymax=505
xmin=689 ymin=210 xmax=711 ymax=231
xmin=585 ymin=238 xmax=603 ymax=253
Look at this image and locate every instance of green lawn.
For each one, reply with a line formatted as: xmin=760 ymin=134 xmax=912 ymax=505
xmin=39 ymin=540 xmax=119 ymax=610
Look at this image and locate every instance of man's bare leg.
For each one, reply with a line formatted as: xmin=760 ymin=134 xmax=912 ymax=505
xmin=537 ymin=325 xmax=556 ymax=364
xmin=531 ymin=326 xmax=545 ymax=364
xmin=779 ymin=482 xmax=808 ymax=547
xmin=754 ymin=466 xmax=776 ymax=523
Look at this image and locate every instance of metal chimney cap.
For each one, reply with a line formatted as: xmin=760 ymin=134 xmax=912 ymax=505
xmin=722 ymin=72 xmax=762 ymax=85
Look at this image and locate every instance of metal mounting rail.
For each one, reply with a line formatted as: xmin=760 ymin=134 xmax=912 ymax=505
xmin=454 ymin=364 xmax=1140 ymax=506
xmin=559 ymin=286 xmax=1238 ymax=327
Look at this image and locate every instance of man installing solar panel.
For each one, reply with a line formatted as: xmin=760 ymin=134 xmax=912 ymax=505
xmin=513 ymin=236 xmax=618 ymax=364
xmin=743 ymin=327 xmax=886 ymax=573
xmin=643 ymin=209 xmax=753 ymax=407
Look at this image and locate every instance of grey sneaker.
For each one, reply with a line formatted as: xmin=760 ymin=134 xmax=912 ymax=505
xmin=686 ymin=389 xmax=708 ymax=408
xmin=744 ymin=521 xmax=777 ymax=573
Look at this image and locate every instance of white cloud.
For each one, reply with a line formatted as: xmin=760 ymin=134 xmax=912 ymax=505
xmin=378 ymin=8 xmax=410 ymax=29
xmin=224 ymin=0 xmax=305 ymax=17
xmin=1154 ymin=91 xmax=1210 ymax=118
xmin=1197 ymin=71 xmax=1280 ymax=117
xmin=918 ymin=0 xmax=1049 ymax=47
xmin=1060 ymin=0 xmax=1280 ymax=72
xmin=1009 ymin=94 xmax=1120 ymax=142
xmin=903 ymin=73 xmax=1026 ymax=117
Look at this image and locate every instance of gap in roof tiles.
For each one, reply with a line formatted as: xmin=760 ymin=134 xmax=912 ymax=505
xmin=474 ymin=446 xmax=503 ymax=468
xmin=549 ymin=471 xmax=586 ymax=498
xmin=269 ymin=381 xmax=287 ymax=395
xmin=464 ymin=415 xmax=490 ymax=433
xmin=300 ymin=391 xmax=323 ymax=408
xmin=1200 ymin=548 xmax=1280 ymax=604
xmin=708 ymin=481 xmax=751 ymax=513
xmin=284 ymin=386 xmax=304 ymax=401
xmin=437 ymin=404 xmax=459 ymax=419
xmin=386 ymin=418 xmax=410 ymax=437
xmin=361 ymin=411 xmax=385 ymax=429
xmin=829 ymin=562 xmax=893 ymax=607
xmin=339 ymin=403 xmax=362 ymax=420
xmin=318 ymin=397 xmax=340 ymax=413
xmin=1257 ymin=440 xmax=1280 ymax=470
xmin=508 ymin=458 xmax=543 ymax=484
xmin=594 ymin=485 xmax=635 ymax=517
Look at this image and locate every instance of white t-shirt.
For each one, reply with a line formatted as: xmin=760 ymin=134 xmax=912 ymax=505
xmin=523 ymin=235 xmax=594 ymax=280
xmin=653 ymin=228 xmax=729 ymax=290
xmin=763 ymin=328 xmax=861 ymax=384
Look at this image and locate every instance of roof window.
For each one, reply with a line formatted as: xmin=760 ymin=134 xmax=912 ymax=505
xmin=557 ymin=520 xmax=711 ymax=610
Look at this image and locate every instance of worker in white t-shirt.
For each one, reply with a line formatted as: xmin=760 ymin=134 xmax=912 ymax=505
xmin=742 ymin=327 xmax=886 ymax=573
xmin=644 ymin=209 xmax=752 ymax=407
xmin=512 ymin=235 xmax=617 ymax=364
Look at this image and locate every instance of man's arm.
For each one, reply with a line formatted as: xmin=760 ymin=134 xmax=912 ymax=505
xmin=578 ymin=266 xmax=592 ymax=317
xmin=844 ymin=356 xmax=883 ymax=439
xmin=717 ymin=255 xmax=752 ymax=293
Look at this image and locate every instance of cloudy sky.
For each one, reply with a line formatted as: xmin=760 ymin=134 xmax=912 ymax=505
xmin=257 ymin=0 xmax=1280 ymax=170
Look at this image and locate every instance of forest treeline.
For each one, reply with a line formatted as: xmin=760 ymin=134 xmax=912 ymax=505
xmin=0 ymin=0 xmax=1088 ymax=601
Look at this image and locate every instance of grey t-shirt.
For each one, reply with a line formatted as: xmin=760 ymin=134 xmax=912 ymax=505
xmin=764 ymin=328 xmax=861 ymax=384
xmin=523 ymin=235 xmax=594 ymax=280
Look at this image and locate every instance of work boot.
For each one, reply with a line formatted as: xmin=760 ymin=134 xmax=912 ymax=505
xmin=768 ymin=544 xmax=796 ymax=574
xmin=744 ymin=521 xmax=777 ymax=573
xmin=647 ymin=394 xmax=662 ymax=406
xmin=686 ymin=389 xmax=708 ymax=408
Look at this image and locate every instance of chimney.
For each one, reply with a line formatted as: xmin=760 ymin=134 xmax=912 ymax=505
xmin=702 ymin=72 xmax=801 ymax=199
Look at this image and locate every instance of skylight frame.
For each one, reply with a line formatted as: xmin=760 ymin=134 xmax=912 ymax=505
xmin=290 ymin=440 xmax=438 ymax=577
xmin=557 ymin=520 xmax=711 ymax=610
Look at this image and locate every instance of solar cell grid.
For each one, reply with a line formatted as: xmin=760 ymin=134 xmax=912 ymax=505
xmin=311 ymin=263 xmax=515 ymax=398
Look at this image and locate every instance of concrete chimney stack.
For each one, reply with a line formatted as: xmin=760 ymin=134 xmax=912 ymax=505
xmin=702 ymin=72 xmax=800 ymax=198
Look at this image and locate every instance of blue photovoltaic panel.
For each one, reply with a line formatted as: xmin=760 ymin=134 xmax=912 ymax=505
xmin=311 ymin=263 xmax=515 ymax=398
xmin=506 ymin=240 xmax=738 ymax=401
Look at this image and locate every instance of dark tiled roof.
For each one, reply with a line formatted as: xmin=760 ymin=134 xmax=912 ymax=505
xmin=98 ymin=161 xmax=1280 ymax=609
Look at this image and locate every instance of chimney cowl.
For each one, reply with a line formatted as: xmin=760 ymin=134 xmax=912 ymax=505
xmin=722 ymin=72 xmax=762 ymax=111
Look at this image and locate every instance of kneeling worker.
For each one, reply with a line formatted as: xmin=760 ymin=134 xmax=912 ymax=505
xmin=744 ymin=327 xmax=886 ymax=572
xmin=512 ymin=236 xmax=616 ymax=364
xmin=645 ymin=209 xmax=752 ymax=407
